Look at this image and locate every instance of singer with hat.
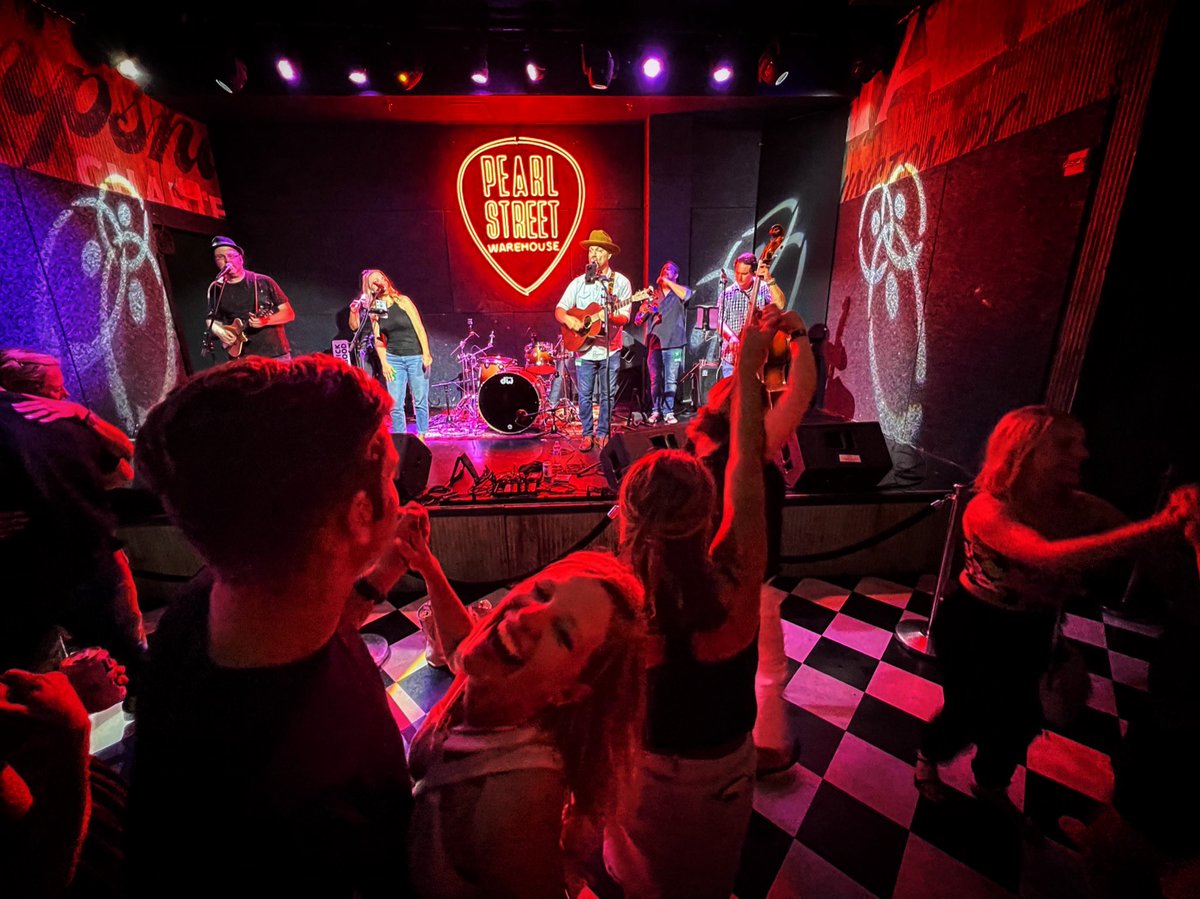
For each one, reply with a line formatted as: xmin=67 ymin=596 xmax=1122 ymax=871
xmin=554 ymin=229 xmax=632 ymax=451
xmin=206 ymin=236 xmax=296 ymax=361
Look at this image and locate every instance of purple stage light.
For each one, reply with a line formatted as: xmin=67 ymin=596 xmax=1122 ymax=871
xmin=276 ymin=57 xmax=298 ymax=83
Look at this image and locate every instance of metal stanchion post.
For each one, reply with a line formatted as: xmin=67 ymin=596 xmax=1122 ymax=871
xmin=895 ymin=482 xmax=969 ymax=657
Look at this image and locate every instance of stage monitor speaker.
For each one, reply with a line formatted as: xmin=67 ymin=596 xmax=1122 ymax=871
xmin=777 ymin=421 xmax=892 ymax=492
xmin=600 ymin=422 xmax=691 ymax=490
xmin=392 ymin=434 xmax=433 ymax=501
xmin=686 ymin=362 xmax=722 ymax=410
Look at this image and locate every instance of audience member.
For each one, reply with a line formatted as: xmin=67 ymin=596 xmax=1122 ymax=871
xmin=128 ymin=356 xmax=417 ymax=898
xmin=0 ymin=349 xmax=142 ymax=682
xmin=603 ymin=305 xmax=778 ymax=898
xmin=687 ymin=308 xmax=816 ymax=776
xmin=399 ymin=502 xmax=646 ymax=899
xmin=916 ymin=406 xmax=1194 ymax=817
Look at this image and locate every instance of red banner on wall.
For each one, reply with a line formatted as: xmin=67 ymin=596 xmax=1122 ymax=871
xmin=0 ymin=0 xmax=224 ymax=217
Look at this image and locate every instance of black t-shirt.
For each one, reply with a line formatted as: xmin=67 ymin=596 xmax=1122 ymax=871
xmin=214 ymin=271 xmax=291 ymax=358
xmin=0 ymin=393 xmax=121 ymax=666
xmin=127 ymin=588 xmax=413 ymax=898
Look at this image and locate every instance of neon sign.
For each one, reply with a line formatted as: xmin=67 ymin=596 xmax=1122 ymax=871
xmin=457 ymin=137 xmax=585 ymax=296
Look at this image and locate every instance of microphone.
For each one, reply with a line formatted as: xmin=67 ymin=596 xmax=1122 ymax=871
xmin=720 ymin=268 xmax=729 ymax=283
xmin=213 ymin=263 xmax=233 ymax=283
xmin=585 ymin=261 xmax=598 ymax=283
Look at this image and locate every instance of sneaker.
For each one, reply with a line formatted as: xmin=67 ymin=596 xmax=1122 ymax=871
xmin=648 ymin=411 xmax=661 ymax=424
xmin=664 ymin=413 xmax=678 ymax=424
xmin=580 ymin=436 xmax=594 ymax=451
xmin=756 ymin=738 xmax=801 ymax=779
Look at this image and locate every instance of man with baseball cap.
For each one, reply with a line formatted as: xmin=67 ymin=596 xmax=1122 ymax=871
xmin=207 ymin=236 xmax=296 ymax=361
xmin=554 ymin=229 xmax=632 ymax=451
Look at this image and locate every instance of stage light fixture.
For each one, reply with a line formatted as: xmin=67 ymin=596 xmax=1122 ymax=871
xmin=526 ymin=60 xmax=545 ymax=83
xmin=214 ymin=57 xmax=248 ymax=94
xmin=395 ymin=67 xmax=423 ymax=91
xmin=276 ymin=57 xmax=299 ymax=84
xmin=641 ymin=55 xmax=663 ymax=79
xmin=711 ymin=63 xmax=733 ymax=85
xmin=348 ymin=68 xmax=369 ymax=87
xmin=114 ymin=56 xmax=146 ymax=82
xmin=758 ymin=40 xmax=788 ymax=86
xmin=470 ymin=41 xmax=489 ymax=86
xmin=581 ymin=44 xmax=616 ymax=90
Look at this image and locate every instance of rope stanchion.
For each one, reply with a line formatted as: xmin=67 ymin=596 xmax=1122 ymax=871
xmin=895 ymin=482 xmax=969 ymax=658
xmin=776 ymin=497 xmax=945 ymax=565
xmin=443 ymin=509 xmax=616 ymax=589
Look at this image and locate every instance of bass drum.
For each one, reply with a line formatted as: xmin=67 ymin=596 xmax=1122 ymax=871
xmin=478 ymin=370 xmax=545 ymax=434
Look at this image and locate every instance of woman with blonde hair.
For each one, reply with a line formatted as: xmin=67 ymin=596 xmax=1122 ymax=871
xmin=603 ymin=306 xmax=780 ymax=899
xmin=398 ymin=504 xmax=647 ymax=899
xmin=917 ymin=405 xmax=1195 ymax=808
xmin=349 ymin=268 xmax=433 ymax=439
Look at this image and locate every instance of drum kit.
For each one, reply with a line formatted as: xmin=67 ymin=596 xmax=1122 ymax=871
xmin=444 ymin=321 xmax=575 ymax=435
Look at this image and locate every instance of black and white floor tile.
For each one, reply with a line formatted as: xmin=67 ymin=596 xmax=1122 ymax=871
xmin=91 ymin=572 xmax=1160 ymax=897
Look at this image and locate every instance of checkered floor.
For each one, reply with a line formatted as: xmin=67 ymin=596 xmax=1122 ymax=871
xmin=91 ymin=571 xmax=1161 ymax=898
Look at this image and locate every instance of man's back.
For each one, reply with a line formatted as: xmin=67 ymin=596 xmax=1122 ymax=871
xmin=127 ymin=588 xmax=412 ymax=898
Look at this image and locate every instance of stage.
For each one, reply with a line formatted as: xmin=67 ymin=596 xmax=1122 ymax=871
xmin=118 ymin=410 xmax=969 ymax=599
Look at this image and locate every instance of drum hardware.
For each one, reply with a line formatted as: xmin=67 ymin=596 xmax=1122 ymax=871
xmin=446 ymin=319 xmax=496 ymax=432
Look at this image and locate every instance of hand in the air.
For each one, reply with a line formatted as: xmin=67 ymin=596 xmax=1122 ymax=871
xmin=12 ymin=397 xmax=89 ymax=424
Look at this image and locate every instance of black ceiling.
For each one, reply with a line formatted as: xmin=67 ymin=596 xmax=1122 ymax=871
xmin=51 ymin=1 xmax=916 ymax=103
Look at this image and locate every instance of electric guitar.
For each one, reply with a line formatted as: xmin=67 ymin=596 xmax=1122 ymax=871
xmin=560 ymin=288 xmax=651 ymax=352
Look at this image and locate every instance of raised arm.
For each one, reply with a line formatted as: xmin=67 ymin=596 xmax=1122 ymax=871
xmin=764 ymin=311 xmax=817 ymax=456
xmin=696 ymin=309 xmax=772 ymax=660
xmin=964 ymin=487 xmax=1191 ymax=574
xmin=396 ymin=503 xmax=475 ymax=661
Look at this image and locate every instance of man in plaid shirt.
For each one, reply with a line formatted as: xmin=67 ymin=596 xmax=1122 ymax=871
xmin=718 ymin=252 xmax=785 ymax=377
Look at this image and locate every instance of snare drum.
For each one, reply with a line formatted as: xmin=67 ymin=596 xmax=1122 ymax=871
xmin=479 ymin=356 xmax=517 ymax=382
xmin=524 ymin=342 xmax=556 ymax=376
xmin=478 ymin=369 xmax=546 ymax=434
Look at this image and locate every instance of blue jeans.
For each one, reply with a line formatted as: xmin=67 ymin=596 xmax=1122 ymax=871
xmin=649 ymin=346 xmax=685 ymax=416
xmin=385 ymin=352 xmax=429 ymax=435
xmin=575 ymin=353 xmax=620 ymax=438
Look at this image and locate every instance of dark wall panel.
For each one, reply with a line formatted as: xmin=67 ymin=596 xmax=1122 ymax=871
xmin=827 ymin=103 xmax=1107 ymax=466
xmin=757 ymin=109 xmax=848 ymax=327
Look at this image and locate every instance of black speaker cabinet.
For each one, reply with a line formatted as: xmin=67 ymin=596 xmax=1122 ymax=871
xmin=600 ymin=422 xmax=691 ymax=490
xmin=392 ymin=434 xmax=433 ymax=501
xmin=777 ymin=421 xmax=892 ymax=492
xmin=684 ymin=362 xmax=723 ymax=410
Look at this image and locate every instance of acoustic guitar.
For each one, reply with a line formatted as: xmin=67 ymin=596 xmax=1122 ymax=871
xmin=560 ymin=288 xmax=651 ymax=352
xmin=217 ymin=298 xmax=280 ymax=359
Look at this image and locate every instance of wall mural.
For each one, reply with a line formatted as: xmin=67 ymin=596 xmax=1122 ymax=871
xmin=38 ymin=174 xmax=183 ymax=430
xmin=856 ymin=163 xmax=928 ymax=444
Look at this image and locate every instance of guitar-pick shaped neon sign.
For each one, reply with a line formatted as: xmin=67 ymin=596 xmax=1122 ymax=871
xmin=457 ymin=137 xmax=585 ymax=296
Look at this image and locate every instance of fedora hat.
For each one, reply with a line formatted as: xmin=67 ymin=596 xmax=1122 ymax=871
xmin=211 ymin=235 xmax=244 ymax=254
xmin=579 ymin=229 xmax=620 ymax=255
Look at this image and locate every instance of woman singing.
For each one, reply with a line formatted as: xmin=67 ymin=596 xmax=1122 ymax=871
xmin=349 ymin=269 xmax=432 ymax=440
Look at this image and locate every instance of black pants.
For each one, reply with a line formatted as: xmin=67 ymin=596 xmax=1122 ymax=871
xmin=921 ymin=586 xmax=1056 ymax=789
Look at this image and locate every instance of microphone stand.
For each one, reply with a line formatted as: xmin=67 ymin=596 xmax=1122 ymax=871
xmin=349 ymin=300 xmax=376 ymax=371
xmin=202 ymin=275 xmax=229 ymax=358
